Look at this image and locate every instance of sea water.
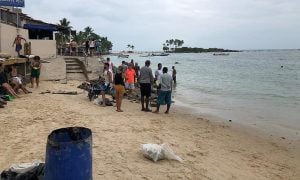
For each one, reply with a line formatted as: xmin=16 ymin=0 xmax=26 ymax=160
xmin=107 ymin=50 xmax=300 ymax=138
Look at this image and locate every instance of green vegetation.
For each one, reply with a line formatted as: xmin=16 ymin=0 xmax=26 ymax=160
xmin=174 ymin=47 xmax=240 ymax=53
xmin=163 ymin=39 xmax=184 ymax=52
xmin=56 ymin=18 xmax=113 ymax=53
xmin=162 ymin=38 xmax=239 ymax=53
xmin=127 ymin=44 xmax=135 ymax=52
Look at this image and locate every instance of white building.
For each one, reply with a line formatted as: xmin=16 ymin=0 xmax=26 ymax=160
xmin=0 ymin=7 xmax=57 ymax=58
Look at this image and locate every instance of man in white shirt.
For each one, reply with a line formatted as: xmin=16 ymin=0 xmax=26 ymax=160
xmin=153 ymin=67 xmax=173 ymax=114
xmin=154 ymin=63 xmax=162 ymax=83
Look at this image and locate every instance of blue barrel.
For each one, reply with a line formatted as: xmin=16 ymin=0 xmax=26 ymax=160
xmin=44 ymin=127 xmax=92 ymax=180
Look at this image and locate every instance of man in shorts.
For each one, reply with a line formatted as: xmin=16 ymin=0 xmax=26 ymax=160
xmin=12 ymin=35 xmax=26 ymax=57
xmin=139 ymin=60 xmax=153 ymax=112
xmin=30 ymin=56 xmax=42 ymax=88
xmin=153 ymin=67 xmax=173 ymax=114
xmin=172 ymin=66 xmax=177 ymax=84
xmin=125 ymin=63 xmax=136 ymax=96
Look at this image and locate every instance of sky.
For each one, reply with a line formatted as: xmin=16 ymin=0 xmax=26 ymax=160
xmin=22 ymin=0 xmax=300 ymax=51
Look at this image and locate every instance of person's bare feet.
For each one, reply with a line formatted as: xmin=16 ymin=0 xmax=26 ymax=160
xmin=116 ymin=109 xmax=123 ymax=112
xmin=152 ymin=110 xmax=159 ymax=114
xmin=164 ymin=111 xmax=169 ymax=114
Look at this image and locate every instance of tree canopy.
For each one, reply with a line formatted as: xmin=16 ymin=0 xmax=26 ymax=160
xmin=163 ymin=39 xmax=184 ymax=52
xmin=56 ymin=18 xmax=113 ymax=53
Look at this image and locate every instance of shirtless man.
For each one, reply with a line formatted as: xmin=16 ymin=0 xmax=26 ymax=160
xmin=30 ymin=56 xmax=42 ymax=88
xmin=12 ymin=35 xmax=26 ymax=57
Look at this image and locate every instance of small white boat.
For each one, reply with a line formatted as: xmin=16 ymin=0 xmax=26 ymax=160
xmin=118 ymin=54 xmax=129 ymax=58
xmin=152 ymin=53 xmax=169 ymax=56
xmin=213 ymin=53 xmax=229 ymax=56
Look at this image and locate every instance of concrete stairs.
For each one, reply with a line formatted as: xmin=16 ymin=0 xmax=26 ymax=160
xmin=65 ymin=59 xmax=84 ymax=74
xmin=65 ymin=58 xmax=89 ymax=81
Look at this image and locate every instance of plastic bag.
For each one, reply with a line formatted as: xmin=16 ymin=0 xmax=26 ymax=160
xmin=1 ymin=161 xmax=45 ymax=180
xmin=10 ymin=160 xmax=44 ymax=174
xmin=141 ymin=143 xmax=183 ymax=162
xmin=93 ymin=98 xmax=101 ymax=105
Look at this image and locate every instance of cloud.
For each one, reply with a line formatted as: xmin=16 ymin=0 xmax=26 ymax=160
xmin=23 ymin=0 xmax=300 ymax=50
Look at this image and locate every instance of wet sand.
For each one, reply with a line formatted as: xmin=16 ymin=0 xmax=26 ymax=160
xmin=0 ymin=57 xmax=299 ymax=179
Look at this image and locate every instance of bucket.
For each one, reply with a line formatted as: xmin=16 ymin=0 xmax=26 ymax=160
xmin=44 ymin=127 xmax=92 ymax=180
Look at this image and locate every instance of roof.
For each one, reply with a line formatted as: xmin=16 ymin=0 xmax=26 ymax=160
xmin=23 ymin=23 xmax=57 ymax=31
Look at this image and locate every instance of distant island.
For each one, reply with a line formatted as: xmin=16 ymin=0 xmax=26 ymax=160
xmin=162 ymin=39 xmax=240 ymax=53
xmin=172 ymin=47 xmax=241 ymax=53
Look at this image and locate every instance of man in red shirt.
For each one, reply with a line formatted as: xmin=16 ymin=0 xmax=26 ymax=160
xmin=125 ymin=63 xmax=136 ymax=96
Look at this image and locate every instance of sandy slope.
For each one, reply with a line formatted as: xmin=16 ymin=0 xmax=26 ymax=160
xmin=0 ymin=80 xmax=299 ymax=180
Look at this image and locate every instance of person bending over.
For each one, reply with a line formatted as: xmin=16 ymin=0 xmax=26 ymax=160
xmin=10 ymin=65 xmax=31 ymax=94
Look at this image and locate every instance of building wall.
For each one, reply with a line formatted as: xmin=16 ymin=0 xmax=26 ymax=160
xmin=0 ymin=22 xmax=28 ymax=57
xmin=0 ymin=22 xmax=57 ymax=58
xmin=30 ymin=40 xmax=57 ymax=59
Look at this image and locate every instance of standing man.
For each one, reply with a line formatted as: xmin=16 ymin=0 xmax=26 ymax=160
xmin=95 ymin=40 xmax=101 ymax=57
xmin=12 ymin=35 xmax=26 ymax=57
xmin=155 ymin=63 xmax=163 ymax=93
xmin=99 ymin=63 xmax=112 ymax=107
xmin=30 ymin=56 xmax=42 ymax=88
xmin=153 ymin=67 xmax=173 ymax=114
xmin=139 ymin=60 xmax=154 ymax=112
xmin=85 ymin=40 xmax=90 ymax=56
xmin=155 ymin=63 xmax=163 ymax=83
xmin=172 ymin=66 xmax=177 ymax=84
xmin=134 ymin=62 xmax=140 ymax=85
xmin=89 ymin=39 xmax=95 ymax=57
xmin=70 ymin=40 xmax=78 ymax=56
xmin=106 ymin=57 xmax=114 ymax=73
xmin=125 ymin=63 xmax=136 ymax=96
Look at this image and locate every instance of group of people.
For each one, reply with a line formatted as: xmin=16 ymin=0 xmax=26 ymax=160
xmin=85 ymin=39 xmax=101 ymax=57
xmin=69 ymin=39 xmax=101 ymax=57
xmin=97 ymin=58 xmax=177 ymax=114
xmin=0 ymin=56 xmax=42 ymax=108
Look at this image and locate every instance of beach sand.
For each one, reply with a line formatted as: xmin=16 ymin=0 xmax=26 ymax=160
xmin=0 ymin=57 xmax=299 ymax=179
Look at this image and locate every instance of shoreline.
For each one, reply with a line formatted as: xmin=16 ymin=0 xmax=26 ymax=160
xmin=173 ymin=96 xmax=300 ymax=142
xmin=0 ymin=56 xmax=299 ymax=179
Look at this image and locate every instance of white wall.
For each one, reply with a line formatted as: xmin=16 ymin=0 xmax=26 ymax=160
xmin=30 ymin=40 xmax=57 ymax=59
xmin=0 ymin=23 xmax=28 ymax=57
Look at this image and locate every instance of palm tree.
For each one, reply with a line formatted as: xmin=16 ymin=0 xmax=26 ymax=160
xmin=131 ymin=45 xmax=135 ymax=51
xmin=179 ymin=40 xmax=184 ymax=47
xmin=56 ymin=18 xmax=73 ymax=45
xmin=169 ymin=39 xmax=175 ymax=51
xmin=84 ymin=26 xmax=93 ymax=38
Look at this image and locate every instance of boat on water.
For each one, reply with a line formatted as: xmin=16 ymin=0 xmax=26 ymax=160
xmin=118 ymin=54 xmax=129 ymax=58
xmin=213 ymin=53 xmax=230 ymax=56
xmin=140 ymin=53 xmax=169 ymax=57
xmin=140 ymin=53 xmax=152 ymax=57
xmin=152 ymin=53 xmax=169 ymax=56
